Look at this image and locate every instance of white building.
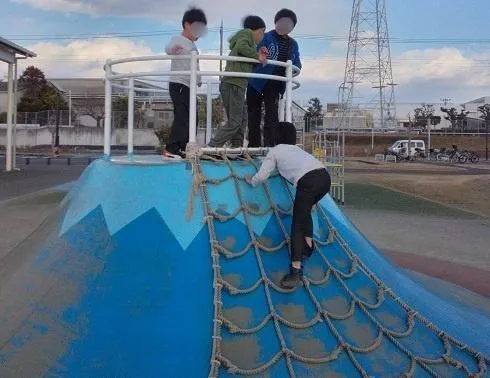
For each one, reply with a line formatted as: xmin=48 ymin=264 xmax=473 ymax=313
xmin=463 ymin=96 xmax=490 ymax=118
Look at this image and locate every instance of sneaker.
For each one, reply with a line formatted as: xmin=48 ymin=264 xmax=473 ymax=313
xmin=163 ymin=151 xmax=183 ymax=160
xmin=280 ymin=266 xmax=303 ymax=289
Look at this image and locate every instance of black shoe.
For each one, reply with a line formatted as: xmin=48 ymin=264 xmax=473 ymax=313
xmin=280 ymin=267 xmax=302 ymax=289
xmin=302 ymin=240 xmax=314 ymax=261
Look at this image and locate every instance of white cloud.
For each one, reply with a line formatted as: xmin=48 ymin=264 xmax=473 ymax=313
xmin=394 ymin=48 xmax=475 ymax=82
xmin=1 ymin=38 xmax=489 ymax=105
xmin=10 ymin=0 xmax=350 ymax=34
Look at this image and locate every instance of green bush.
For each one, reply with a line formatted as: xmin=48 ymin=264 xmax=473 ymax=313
xmin=154 ymin=125 xmax=172 ymax=153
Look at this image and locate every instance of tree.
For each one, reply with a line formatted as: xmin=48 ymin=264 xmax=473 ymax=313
xmin=17 ymin=66 xmax=67 ymax=112
xmin=212 ymin=97 xmax=225 ymax=127
xmin=76 ymin=97 xmax=105 ymax=127
xmin=305 ymin=97 xmax=323 ymax=128
xmin=112 ymin=96 xmax=129 ymax=129
xmin=440 ymin=107 xmax=469 ymax=131
xmin=197 ymin=96 xmax=225 ymax=128
xmin=74 ymin=96 xmax=127 ymax=128
xmin=478 ymin=104 xmax=490 ymax=123
xmin=411 ymin=104 xmax=441 ymax=130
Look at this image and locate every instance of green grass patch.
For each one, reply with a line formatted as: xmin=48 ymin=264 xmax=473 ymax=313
xmin=344 ymin=182 xmax=475 ymax=218
xmin=6 ymin=190 xmax=67 ymax=207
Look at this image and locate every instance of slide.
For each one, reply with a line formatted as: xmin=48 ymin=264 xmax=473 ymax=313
xmin=0 ymin=157 xmax=488 ymax=377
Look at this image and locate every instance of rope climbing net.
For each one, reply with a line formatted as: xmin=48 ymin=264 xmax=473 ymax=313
xmin=189 ymin=153 xmax=489 ymax=378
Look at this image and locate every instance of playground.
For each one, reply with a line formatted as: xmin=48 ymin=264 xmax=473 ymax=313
xmin=1 ymin=6 xmax=490 ymax=375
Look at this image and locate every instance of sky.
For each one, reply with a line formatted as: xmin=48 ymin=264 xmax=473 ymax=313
xmin=1 ymin=0 xmax=490 ymax=114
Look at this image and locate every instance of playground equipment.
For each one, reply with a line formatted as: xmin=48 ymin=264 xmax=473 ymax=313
xmin=313 ymin=130 xmax=345 ymax=204
xmin=0 ymin=54 xmax=489 ymax=377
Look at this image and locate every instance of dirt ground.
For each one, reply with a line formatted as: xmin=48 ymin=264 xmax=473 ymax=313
xmin=345 ymin=160 xmax=490 ymax=217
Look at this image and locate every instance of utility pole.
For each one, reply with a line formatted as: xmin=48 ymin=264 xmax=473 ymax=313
xmin=441 ymin=97 xmax=451 ymax=107
xmin=219 ymin=19 xmax=224 ymax=72
xmin=68 ymin=89 xmax=72 ymax=127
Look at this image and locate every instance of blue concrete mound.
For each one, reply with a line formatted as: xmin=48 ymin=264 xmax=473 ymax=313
xmin=0 ymin=157 xmax=489 ymax=377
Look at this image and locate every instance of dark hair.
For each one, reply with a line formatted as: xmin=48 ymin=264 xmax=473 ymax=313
xmin=274 ymin=9 xmax=297 ymax=26
xmin=274 ymin=122 xmax=297 ymax=145
xmin=182 ymin=7 xmax=207 ymax=28
xmin=243 ymin=15 xmax=266 ymax=30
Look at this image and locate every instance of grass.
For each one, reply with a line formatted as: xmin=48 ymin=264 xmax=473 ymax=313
xmin=344 ymin=182 xmax=476 ymax=218
xmin=5 ymin=190 xmax=67 ymax=207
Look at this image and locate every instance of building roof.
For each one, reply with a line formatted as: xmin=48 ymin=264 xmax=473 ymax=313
xmin=464 ymin=96 xmax=490 ymax=105
xmin=0 ymin=37 xmax=36 ymax=58
xmin=48 ymin=78 xmax=169 ymax=98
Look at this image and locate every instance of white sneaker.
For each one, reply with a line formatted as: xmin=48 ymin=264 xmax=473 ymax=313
xmin=163 ymin=151 xmax=183 ymax=160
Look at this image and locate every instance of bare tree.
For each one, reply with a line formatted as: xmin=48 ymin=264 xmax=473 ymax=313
xmin=412 ymin=104 xmax=441 ymax=130
xmin=440 ymin=106 xmax=469 ymax=131
xmin=75 ymin=97 xmax=105 ymax=127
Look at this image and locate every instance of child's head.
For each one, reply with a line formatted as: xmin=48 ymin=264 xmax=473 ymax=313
xmin=182 ymin=7 xmax=208 ymax=41
xmin=274 ymin=9 xmax=297 ymax=36
xmin=243 ymin=15 xmax=266 ymax=43
xmin=274 ymin=122 xmax=297 ymax=145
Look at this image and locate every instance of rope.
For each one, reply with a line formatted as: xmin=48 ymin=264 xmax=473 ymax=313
xmin=194 ymin=152 xmax=489 ymax=377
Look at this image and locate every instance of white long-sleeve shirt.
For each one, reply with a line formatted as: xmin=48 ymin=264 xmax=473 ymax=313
xmin=165 ymin=35 xmax=201 ymax=87
xmin=250 ymin=144 xmax=325 ymax=187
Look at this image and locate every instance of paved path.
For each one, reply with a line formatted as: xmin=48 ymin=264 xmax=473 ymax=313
xmin=0 ymin=164 xmax=84 ymax=201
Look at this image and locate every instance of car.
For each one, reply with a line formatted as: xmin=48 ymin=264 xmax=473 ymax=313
xmin=386 ymin=139 xmax=426 ymax=158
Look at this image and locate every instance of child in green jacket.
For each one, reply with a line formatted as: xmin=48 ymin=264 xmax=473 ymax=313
xmin=208 ymin=16 xmax=267 ymax=148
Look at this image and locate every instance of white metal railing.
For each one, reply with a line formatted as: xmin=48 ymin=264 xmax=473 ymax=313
xmin=103 ymin=52 xmax=300 ymax=158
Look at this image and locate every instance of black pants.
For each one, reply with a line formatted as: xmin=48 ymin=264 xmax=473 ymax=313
xmin=291 ymin=169 xmax=331 ymax=263
xmin=247 ymin=81 xmax=283 ymax=147
xmin=168 ymin=82 xmax=198 ymax=154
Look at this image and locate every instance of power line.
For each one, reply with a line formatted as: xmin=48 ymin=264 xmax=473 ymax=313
xmin=4 ymin=29 xmax=490 ymax=45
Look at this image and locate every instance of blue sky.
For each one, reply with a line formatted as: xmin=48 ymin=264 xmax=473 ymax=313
xmin=1 ymin=0 xmax=490 ymax=108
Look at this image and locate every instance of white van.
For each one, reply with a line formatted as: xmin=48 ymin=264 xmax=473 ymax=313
xmin=387 ymin=139 xmax=426 ymax=157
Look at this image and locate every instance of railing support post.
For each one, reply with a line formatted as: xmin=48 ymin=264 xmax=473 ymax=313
xmin=188 ymin=51 xmax=198 ymax=145
xmin=206 ymin=80 xmax=213 ymax=144
xmin=104 ymin=59 xmax=113 ymax=159
xmin=285 ymin=60 xmax=293 ymax=123
xmin=127 ymin=78 xmax=135 ymax=157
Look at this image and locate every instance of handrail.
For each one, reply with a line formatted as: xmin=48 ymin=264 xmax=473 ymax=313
xmin=103 ymin=52 xmax=300 ymax=158
xmin=105 ymin=54 xmax=301 ymax=76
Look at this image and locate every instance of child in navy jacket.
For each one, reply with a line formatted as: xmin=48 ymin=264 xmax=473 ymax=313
xmin=247 ymin=9 xmax=302 ymax=147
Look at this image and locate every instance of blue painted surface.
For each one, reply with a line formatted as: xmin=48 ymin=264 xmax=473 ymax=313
xmin=0 ymin=158 xmax=488 ymax=377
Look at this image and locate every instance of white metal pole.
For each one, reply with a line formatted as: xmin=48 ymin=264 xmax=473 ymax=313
xmin=427 ymin=118 xmax=431 ymax=160
xmin=68 ymin=90 xmax=72 ymax=127
xmin=103 ymin=60 xmax=113 ymax=158
xmin=6 ymin=63 xmax=14 ymax=172
xmin=278 ymin=98 xmax=285 ymax=122
xmin=206 ymin=80 xmax=212 ymax=144
xmin=127 ymin=78 xmax=135 ymax=156
xmin=13 ymin=59 xmax=18 ymax=170
xmin=285 ymin=60 xmax=293 ymax=123
xmin=371 ymin=127 xmax=374 ymax=151
xmin=188 ymin=51 xmax=198 ymax=144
